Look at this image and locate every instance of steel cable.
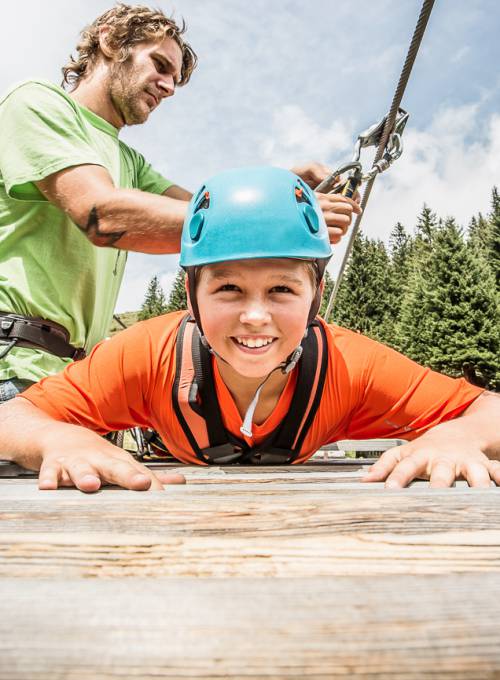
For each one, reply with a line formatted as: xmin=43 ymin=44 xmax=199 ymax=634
xmin=323 ymin=0 xmax=436 ymax=323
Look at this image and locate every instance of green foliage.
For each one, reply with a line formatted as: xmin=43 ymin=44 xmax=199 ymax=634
xmin=488 ymin=186 xmax=500 ymax=292
xmin=396 ymin=218 xmax=499 ymax=388
xmin=319 ymin=270 xmax=334 ymax=319
xmin=138 ymin=275 xmax=168 ymax=320
xmin=327 ymin=193 xmax=499 ymax=391
xmin=166 ymin=269 xmax=188 ymax=313
xmin=333 ymin=233 xmax=394 ymax=344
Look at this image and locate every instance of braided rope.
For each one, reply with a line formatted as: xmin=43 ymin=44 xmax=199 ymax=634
xmin=323 ymin=0 xmax=436 ymax=323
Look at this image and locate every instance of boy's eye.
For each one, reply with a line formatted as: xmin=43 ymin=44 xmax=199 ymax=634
xmin=270 ymin=285 xmax=292 ymax=294
xmin=217 ymin=283 xmax=240 ymax=292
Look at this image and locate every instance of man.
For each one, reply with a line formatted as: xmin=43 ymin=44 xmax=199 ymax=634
xmin=1 ymin=167 xmax=498 ymax=493
xmin=0 ymin=3 xmax=360 ymax=400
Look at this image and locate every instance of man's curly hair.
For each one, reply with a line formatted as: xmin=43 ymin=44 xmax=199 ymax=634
xmin=62 ymin=3 xmax=197 ymax=89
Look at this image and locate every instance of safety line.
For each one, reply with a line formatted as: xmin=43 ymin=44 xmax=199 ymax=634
xmin=323 ymin=0 xmax=436 ymax=323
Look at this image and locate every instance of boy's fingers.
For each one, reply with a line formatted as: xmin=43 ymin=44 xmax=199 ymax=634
xmin=362 ymin=448 xmax=403 ymax=482
xmin=38 ymin=461 xmax=60 ymax=490
xmin=60 ymin=457 xmax=102 ymax=492
xmin=487 ymin=460 xmax=500 ymax=486
xmin=384 ymin=454 xmax=425 ymax=488
xmin=154 ymin=470 xmax=186 ymax=485
xmin=464 ymin=462 xmax=492 ymax=488
xmin=429 ymin=461 xmax=456 ymax=488
xmin=97 ymin=456 xmax=161 ymax=490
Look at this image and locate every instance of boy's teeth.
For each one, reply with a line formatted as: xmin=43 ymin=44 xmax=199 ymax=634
xmin=236 ymin=337 xmax=273 ymax=348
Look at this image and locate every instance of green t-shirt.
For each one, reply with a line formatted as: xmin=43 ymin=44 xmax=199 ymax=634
xmin=0 ymin=79 xmax=172 ymax=382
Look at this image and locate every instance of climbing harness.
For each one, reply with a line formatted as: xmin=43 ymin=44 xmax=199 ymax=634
xmin=170 ymin=315 xmax=328 ymax=465
xmin=0 ymin=313 xmax=85 ymax=361
xmin=319 ymin=0 xmax=436 ymax=322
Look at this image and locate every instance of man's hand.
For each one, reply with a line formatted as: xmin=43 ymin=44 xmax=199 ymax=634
xmin=291 ymin=162 xmax=362 ymax=244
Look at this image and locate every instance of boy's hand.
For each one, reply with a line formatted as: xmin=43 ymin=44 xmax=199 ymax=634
xmin=34 ymin=429 xmax=185 ymax=492
xmin=362 ymin=434 xmax=500 ymax=489
xmin=291 ymin=162 xmax=362 ymax=244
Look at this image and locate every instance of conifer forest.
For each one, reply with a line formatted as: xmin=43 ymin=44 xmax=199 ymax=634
xmin=140 ymin=188 xmax=500 ymax=391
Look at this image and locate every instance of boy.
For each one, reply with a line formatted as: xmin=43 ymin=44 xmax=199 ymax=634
xmin=0 ymin=167 xmax=498 ymax=492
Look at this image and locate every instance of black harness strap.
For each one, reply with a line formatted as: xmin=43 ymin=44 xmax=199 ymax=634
xmin=172 ymin=315 xmax=328 ymax=465
xmin=0 ymin=313 xmax=85 ymax=361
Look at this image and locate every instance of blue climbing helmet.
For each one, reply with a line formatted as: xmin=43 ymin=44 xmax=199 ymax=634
xmin=180 ymin=166 xmax=332 ymax=331
xmin=181 ymin=166 xmax=331 ymax=269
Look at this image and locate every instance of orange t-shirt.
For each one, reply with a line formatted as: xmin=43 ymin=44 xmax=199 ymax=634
xmin=21 ymin=311 xmax=484 ymax=465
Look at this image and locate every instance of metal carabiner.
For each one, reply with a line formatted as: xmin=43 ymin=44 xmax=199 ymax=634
xmin=315 ymin=108 xmax=409 ymax=196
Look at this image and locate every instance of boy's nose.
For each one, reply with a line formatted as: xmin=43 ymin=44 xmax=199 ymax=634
xmin=240 ymin=303 xmax=272 ymax=325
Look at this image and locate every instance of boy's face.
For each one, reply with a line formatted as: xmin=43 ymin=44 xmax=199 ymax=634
xmin=194 ymin=259 xmax=316 ymax=379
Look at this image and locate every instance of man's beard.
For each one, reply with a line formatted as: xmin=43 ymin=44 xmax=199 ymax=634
xmin=109 ymin=60 xmax=149 ymax=126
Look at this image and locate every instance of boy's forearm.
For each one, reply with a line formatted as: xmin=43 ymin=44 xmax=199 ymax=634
xmin=0 ymin=398 xmax=68 ymax=470
xmin=458 ymin=391 xmax=500 ymax=458
xmin=415 ymin=391 xmax=500 ymax=459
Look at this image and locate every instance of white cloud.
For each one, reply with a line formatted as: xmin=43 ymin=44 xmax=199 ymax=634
xmin=260 ymin=104 xmax=353 ymax=167
xmin=451 ymin=45 xmax=471 ymax=64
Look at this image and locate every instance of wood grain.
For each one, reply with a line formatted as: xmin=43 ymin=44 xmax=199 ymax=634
xmin=1 ymin=576 xmax=499 ymax=679
xmin=1 ymin=467 xmax=499 ymax=678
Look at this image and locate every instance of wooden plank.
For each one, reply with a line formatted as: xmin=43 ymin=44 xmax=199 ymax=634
xmin=1 ymin=529 xmax=500 ymax=578
xmin=1 ymin=576 xmax=499 ymax=679
xmin=0 ymin=481 xmax=499 ymax=578
xmin=1 ymin=470 xmax=499 ymax=677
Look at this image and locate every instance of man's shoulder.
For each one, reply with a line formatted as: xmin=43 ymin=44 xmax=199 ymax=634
xmin=0 ymin=79 xmax=75 ymax=110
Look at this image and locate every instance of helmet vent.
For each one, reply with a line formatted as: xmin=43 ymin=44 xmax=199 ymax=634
xmin=193 ymin=187 xmax=210 ymax=213
xmin=295 ymin=180 xmax=312 ymax=205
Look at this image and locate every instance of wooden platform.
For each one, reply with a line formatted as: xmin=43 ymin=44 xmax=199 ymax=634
xmin=0 ymin=463 xmax=499 ymax=679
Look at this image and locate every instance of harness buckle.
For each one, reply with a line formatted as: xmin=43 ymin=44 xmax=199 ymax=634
xmin=0 ymin=319 xmax=14 ymax=335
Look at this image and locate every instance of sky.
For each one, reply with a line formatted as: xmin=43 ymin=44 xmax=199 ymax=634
xmin=1 ymin=0 xmax=499 ymax=312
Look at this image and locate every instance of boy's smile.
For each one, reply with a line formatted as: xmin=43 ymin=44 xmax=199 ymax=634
xmin=231 ymin=335 xmax=277 ymax=352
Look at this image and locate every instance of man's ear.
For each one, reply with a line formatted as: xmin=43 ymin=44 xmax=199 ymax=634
xmin=98 ymin=26 xmax=115 ymax=59
xmin=185 ymin=273 xmax=194 ymax=316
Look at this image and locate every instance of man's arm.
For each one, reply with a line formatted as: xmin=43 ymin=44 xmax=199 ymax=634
xmin=363 ymin=391 xmax=500 ymax=488
xmin=36 ymin=162 xmax=360 ymax=254
xmin=163 ymin=184 xmax=193 ymax=201
xmin=0 ymin=397 xmax=185 ymax=492
xmin=36 ymin=164 xmax=189 ymax=254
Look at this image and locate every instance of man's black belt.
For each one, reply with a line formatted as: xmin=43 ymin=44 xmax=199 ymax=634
xmin=0 ymin=313 xmax=86 ymax=361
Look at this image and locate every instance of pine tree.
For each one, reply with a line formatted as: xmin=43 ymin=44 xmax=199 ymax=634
xmin=385 ymin=222 xmax=413 ymax=348
xmin=319 ymin=270 xmax=334 ymax=319
xmin=488 ymin=186 xmax=500 ymax=291
xmin=166 ymin=269 xmax=188 ymax=312
xmin=333 ymin=233 xmax=394 ymax=343
xmin=468 ymin=212 xmax=492 ymax=256
xmin=397 ymin=218 xmax=499 ymax=389
xmin=414 ymin=204 xmax=438 ymax=244
xmin=138 ymin=275 xmax=168 ymax=320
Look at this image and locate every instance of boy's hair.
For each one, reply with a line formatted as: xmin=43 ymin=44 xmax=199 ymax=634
xmin=61 ymin=3 xmax=198 ymax=89
xmin=193 ymin=260 xmax=320 ymax=288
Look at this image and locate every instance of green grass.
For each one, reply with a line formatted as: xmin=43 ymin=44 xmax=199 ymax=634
xmin=108 ymin=311 xmax=140 ymax=337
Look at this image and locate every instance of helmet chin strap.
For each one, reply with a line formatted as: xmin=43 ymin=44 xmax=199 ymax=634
xmin=200 ymin=331 xmax=304 ymax=439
